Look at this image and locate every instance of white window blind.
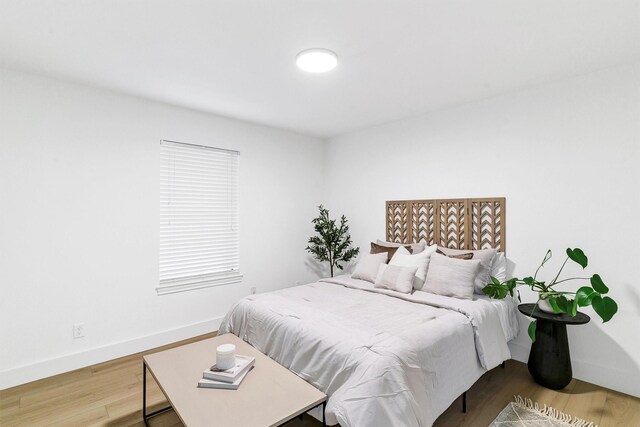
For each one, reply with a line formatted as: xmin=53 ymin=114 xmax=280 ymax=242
xmin=159 ymin=140 xmax=241 ymax=295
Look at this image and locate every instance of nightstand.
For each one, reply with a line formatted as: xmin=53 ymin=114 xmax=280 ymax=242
xmin=518 ymin=303 xmax=590 ymax=390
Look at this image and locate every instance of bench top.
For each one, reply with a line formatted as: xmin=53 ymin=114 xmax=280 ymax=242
xmin=144 ymin=333 xmax=326 ymax=427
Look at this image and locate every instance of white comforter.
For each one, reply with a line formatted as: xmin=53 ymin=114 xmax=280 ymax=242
xmin=219 ymin=276 xmax=515 ymax=427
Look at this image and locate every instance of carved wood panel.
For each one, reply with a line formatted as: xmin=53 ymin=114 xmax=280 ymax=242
xmin=410 ymin=200 xmax=436 ymax=246
xmin=470 ymin=199 xmax=505 ymax=251
xmin=386 ymin=201 xmax=409 ymax=243
xmin=386 ymin=197 xmax=506 ymax=252
xmin=438 ymin=199 xmax=468 ymax=250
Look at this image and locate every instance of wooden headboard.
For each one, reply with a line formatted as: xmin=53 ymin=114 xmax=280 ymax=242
xmin=386 ymin=197 xmax=506 ymax=253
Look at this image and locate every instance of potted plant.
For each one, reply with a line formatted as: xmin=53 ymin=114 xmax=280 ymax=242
xmin=306 ymin=205 xmax=360 ymax=277
xmin=482 ymin=247 xmax=618 ymax=341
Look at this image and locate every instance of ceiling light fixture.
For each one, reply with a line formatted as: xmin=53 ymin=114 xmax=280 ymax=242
xmin=295 ymin=48 xmax=338 ymax=73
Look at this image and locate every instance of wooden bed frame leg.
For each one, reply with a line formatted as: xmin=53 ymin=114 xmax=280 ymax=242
xmin=462 ymin=391 xmax=467 ymax=413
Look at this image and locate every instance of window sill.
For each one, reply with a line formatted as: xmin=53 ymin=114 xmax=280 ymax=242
xmin=157 ymin=273 xmax=243 ymax=296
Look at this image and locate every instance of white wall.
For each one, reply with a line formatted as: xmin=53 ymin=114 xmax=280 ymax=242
xmin=323 ymin=63 xmax=640 ymax=397
xmin=0 ymin=69 xmax=324 ymax=389
xmin=2 ymin=63 xmax=639 ymax=397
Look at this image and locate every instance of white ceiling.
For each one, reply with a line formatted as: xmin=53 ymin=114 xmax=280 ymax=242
xmin=1 ymin=1 xmax=639 ymax=138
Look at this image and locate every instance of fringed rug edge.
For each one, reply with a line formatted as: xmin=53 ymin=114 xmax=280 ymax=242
xmin=512 ymin=395 xmax=599 ymax=427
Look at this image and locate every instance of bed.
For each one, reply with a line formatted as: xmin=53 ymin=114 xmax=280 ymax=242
xmin=219 ymin=197 xmax=518 ymax=427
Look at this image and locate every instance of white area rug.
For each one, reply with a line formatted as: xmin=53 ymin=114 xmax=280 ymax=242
xmin=489 ymin=396 xmax=598 ymax=427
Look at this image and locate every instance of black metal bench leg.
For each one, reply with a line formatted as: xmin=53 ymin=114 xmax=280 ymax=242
xmin=322 ymin=400 xmax=327 ymax=427
xmin=142 ymin=361 xmax=173 ymax=426
xmin=143 ymin=361 xmax=148 ymax=426
xmin=462 ymin=391 xmax=467 ymax=413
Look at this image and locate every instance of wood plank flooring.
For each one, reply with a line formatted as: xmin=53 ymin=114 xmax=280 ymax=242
xmin=1 ymin=333 xmax=638 ymax=426
xmin=433 ymin=361 xmax=640 ymax=427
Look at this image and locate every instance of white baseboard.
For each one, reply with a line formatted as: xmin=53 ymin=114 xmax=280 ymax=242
xmin=508 ymin=341 xmax=639 ymax=398
xmin=508 ymin=341 xmax=530 ymax=363
xmin=571 ymin=356 xmax=640 ymax=398
xmin=0 ymin=316 xmax=223 ymax=390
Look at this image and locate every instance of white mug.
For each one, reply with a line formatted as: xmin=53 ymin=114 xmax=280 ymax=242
xmin=216 ymin=343 xmax=236 ymax=370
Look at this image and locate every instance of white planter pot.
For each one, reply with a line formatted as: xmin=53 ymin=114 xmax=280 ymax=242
xmin=537 ymin=296 xmax=557 ymax=314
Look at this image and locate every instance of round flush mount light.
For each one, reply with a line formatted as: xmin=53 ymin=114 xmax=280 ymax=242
xmin=296 ymin=48 xmax=338 ymax=73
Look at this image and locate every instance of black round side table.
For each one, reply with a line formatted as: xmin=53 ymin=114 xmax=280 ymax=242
xmin=518 ymin=303 xmax=590 ymax=390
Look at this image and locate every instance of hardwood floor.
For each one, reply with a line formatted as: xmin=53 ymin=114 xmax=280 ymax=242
xmin=433 ymin=361 xmax=640 ymax=427
xmin=1 ymin=334 xmax=638 ymax=426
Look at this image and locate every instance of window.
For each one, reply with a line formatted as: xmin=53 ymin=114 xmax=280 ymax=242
xmin=159 ymin=140 xmax=241 ymax=295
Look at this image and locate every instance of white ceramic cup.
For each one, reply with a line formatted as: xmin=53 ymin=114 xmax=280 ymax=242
xmin=216 ymin=343 xmax=236 ymax=370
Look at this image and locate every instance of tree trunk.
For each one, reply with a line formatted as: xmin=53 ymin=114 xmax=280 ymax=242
xmin=329 ymin=250 xmax=334 ymax=277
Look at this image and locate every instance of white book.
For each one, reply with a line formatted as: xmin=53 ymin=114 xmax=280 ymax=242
xmin=198 ymin=366 xmax=253 ymax=390
xmin=203 ymin=354 xmax=255 ymax=383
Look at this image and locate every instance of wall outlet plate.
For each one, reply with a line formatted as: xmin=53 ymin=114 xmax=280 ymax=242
xmin=73 ymin=323 xmax=85 ymax=339
xmin=250 ymin=287 xmax=256 ymax=294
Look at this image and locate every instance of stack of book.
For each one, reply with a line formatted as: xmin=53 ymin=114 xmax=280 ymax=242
xmin=197 ymin=354 xmax=255 ymax=389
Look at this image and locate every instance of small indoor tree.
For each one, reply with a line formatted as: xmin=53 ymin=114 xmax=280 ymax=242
xmin=306 ymin=205 xmax=360 ymax=277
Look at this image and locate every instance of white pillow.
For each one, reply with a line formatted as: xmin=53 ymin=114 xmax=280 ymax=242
xmin=490 ymin=252 xmax=507 ymax=283
xmin=438 ymin=247 xmax=497 ymax=294
xmin=351 ymin=252 xmax=388 ymax=283
xmin=374 ymin=264 xmax=418 ymax=294
xmin=376 ymin=239 xmax=426 ymax=254
xmin=423 ymin=253 xmax=480 ymax=300
xmin=389 ymin=244 xmax=438 ymax=290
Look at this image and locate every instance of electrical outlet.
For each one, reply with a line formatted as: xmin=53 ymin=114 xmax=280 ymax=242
xmin=250 ymin=287 xmax=256 ymax=295
xmin=73 ymin=323 xmax=85 ymax=339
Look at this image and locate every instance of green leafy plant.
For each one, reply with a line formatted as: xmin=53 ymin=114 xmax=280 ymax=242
xmin=482 ymin=247 xmax=618 ymax=342
xmin=306 ymin=205 xmax=360 ymax=277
